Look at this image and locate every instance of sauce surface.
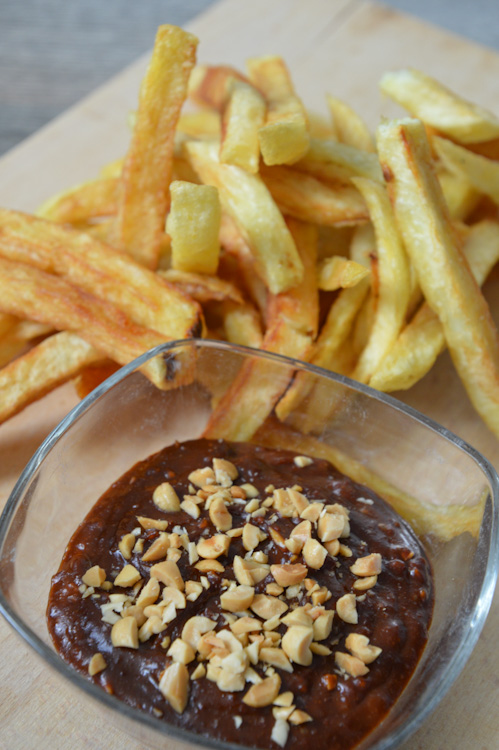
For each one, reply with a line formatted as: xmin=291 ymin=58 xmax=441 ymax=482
xmin=47 ymin=439 xmax=433 ymax=750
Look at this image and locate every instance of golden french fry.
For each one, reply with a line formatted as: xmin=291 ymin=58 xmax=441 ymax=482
xmin=254 ymin=417 xmax=483 ymax=540
xmin=260 ymin=164 xmax=368 ymax=226
xmin=380 ymin=68 xmax=499 ymax=144
xmin=167 ymin=181 xmax=221 ymax=275
xmin=159 ymin=269 xmax=244 ymax=305
xmin=294 ymin=137 xmax=382 ymax=185
xmin=377 ymin=118 xmax=499 ymax=438
xmin=0 ymin=332 xmax=101 ymax=424
xmin=220 ymin=80 xmax=266 ymax=174
xmin=185 ymin=140 xmax=303 ymax=294
xmin=204 ymin=219 xmax=317 ymax=440
xmin=326 ymin=94 xmax=375 ymax=152
xmin=222 ymin=302 xmax=263 ymax=349
xmin=37 ymin=178 xmax=119 ymax=224
xmin=370 ymin=219 xmax=499 ymax=392
xmin=0 ymin=209 xmax=202 ymax=340
xmin=247 ymin=55 xmax=309 ymax=166
xmin=437 ymin=169 xmax=480 ymax=221
xmin=276 ymin=276 xmax=370 ymax=424
xmin=0 ymin=257 xmax=168 ymax=387
xmin=116 ymin=25 xmax=198 ymax=268
xmin=0 ymin=319 xmax=53 ymax=368
xmin=318 ymin=256 xmax=370 ymax=291
xmin=188 ymin=65 xmax=248 ymax=110
xmin=433 ymin=135 xmax=499 ymax=204
xmin=307 ymin=111 xmax=337 ymax=140
xmin=349 ymin=177 xmax=411 ymax=384
xmin=177 ymin=110 xmax=221 ymax=138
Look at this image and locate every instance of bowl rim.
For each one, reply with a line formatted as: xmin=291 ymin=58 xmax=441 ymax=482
xmin=0 ymin=337 xmax=498 ymax=750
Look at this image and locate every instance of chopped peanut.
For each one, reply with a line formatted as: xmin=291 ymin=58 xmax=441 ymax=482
xmin=159 ymin=662 xmax=189 ymax=714
xmin=350 ymin=553 xmax=382 ymax=577
xmin=118 ymin=533 xmax=136 ymax=560
xmin=153 ymin=482 xmax=181 ymax=512
xmin=270 ymin=563 xmax=307 ymax=588
xmin=302 ymin=538 xmax=328 ymax=569
xmin=150 ymin=560 xmax=184 ymax=590
xmin=243 ymin=673 xmax=281 ymax=707
xmin=197 ymin=534 xmax=230 ymax=559
xmin=233 ymin=555 xmax=269 ymax=585
xmin=251 ymin=594 xmax=288 ymax=620
xmin=114 ymin=564 xmax=141 ymax=588
xmin=111 ymin=616 xmax=139 ymax=649
xmin=221 ymin=584 xmax=255 ymax=613
xmin=88 ymin=652 xmax=107 ymax=676
xmin=335 ymin=651 xmax=369 ymax=677
xmin=345 ymin=633 xmax=382 ymax=664
xmin=82 ymin=565 xmax=106 ymax=588
xmin=136 ymin=577 xmax=160 ymax=608
xmin=281 ymin=625 xmax=314 ymax=666
xmin=141 ymin=532 xmax=170 ymax=562
xmin=336 ymin=593 xmax=358 ymax=624
xmin=209 ymin=496 xmax=233 ymax=531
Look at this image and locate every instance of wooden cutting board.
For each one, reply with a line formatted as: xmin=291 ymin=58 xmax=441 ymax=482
xmin=1 ymin=0 xmax=499 ymax=747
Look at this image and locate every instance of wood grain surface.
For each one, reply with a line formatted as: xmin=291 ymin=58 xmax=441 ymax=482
xmin=1 ymin=0 xmax=499 ymax=748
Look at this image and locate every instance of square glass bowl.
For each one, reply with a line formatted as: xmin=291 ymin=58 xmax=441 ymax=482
xmin=0 ymin=338 xmax=497 ymax=750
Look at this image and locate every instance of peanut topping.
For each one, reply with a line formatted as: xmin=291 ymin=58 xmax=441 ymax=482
xmin=335 ymin=651 xmax=369 ymax=677
xmin=230 ymin=616 xmax=262 ymax=635
xmin=195 ymin=559 xmax=225 ymax=573
xmin=197 ymin=534 xmax=230 ymax=559
xmin=281 ymin=625 xmax=314 ymax=666
xmin=114 ymin=564 xmax=141 ymax=588
xmin=243 ymin=673 xmax=281 ymax=707
xmin=345 ymin=633 xmax=382 ymax=664
xmin=259 ymin=647 xmax=293 ymax=673
xmin=242 ymin=523 xmax=268 ymax=551
xmin=111 ymin=616 xmax=139 ymax=649
xmin=188 ymin=467 xmax=215 ymax=488
xmin=293 ymin=456 xmax=313 ymax=468
xmin=233 ymin=555 xmax=270 ymax=585
xmin=353 ymin=574 xmax=378 ymax=591
xmin=317 ymin=513 xmax=345 ymax=542
xmin=221 ymin=584 xmax=255 ymax=613
xmin=270 ymin=563 xmax=307 ymax=588
xmin=213 ymin=457 xmax=238 ymax=481
xmin=209 ymin=496 xmax=233 ymax=531
xmin=289 ymin=709 xmax=313 ymax=725
xmin=141 ymin=532 xmax=170 ymax=562
xmin=350 ymin=553 xmax=382 ymax=577
xmin=82 ymin=565 xmax=106 ymax=588
xmin=336 ymin=593 xmax=358 ymax=624
xmin=136 ymin=577 xmax=160 ymax=608
xmin=302 ymin=538 xmax=328 ymax=569
xmin=150 ymin=560 xmax=184 ymax=590
xmin=153 ymin=482 xmax=181 ymax=512
xmin=88 ymin=652 xmax=107 ymax=676
xmin=181 ymin=615 xmax=216 ymax=650
xmin=167 ymin=638 xmax=196 ymax=665
xmin=159 ymin=662 xmax=189 ymax=714
xmin=250 ymin=594 xmax=288 ymax=620
xmin=313 ymin=611 xmax=334 ymax=641
xmin=118 ymin=533 xmax=136 ymax=560
xmin=137 ymin=516 xmax=168 ymax=531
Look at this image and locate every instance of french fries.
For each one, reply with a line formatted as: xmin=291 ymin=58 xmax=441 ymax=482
xmin=376 ymin=118 xmax=499 ymax=436
xmin=116 ymin=25 xmax=198 ymax=268
xmin=1 ymin=23 xmax=499 ymax=451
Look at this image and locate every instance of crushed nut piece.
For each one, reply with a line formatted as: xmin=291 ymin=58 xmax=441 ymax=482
xmin=271 ymin=718 xmax=290 ymax=748
xmin=345 ymin=633 xmax=382 ymax=664
xmin=233 ymin=555 xmax=269 ymax=585
xmin=242 ymin=523 xmax=267 ymax=551
xmin=197 ymin=534 xmax=230 ymax=559
xmin=88 ymin=652 xmax=107 ymax=676
xmin=114 ymin=564 xmax=141 ymax=588
xmin=260 ymin=647 xmax=293 ymax=673
xmin=303 ymin=538 xmax=328 ymax=570
xmin=181 ymin=616 xmax=216 ymax=650
xmin=270 ymin=563 xmax=307 ymax=588
xmin=153 ymin=482 xmax=181 ymax=512
xmin=142 ymin=532 xmax=170 ymax=562
xmin=221 ymin=584 xmax=255 ymax=613
xmin=195 ymin=559 xmax=225 ymax=573
xmin=167 ymin=638 xmax=196 ymax=665
xmin=353 ymin=574 xmax=378 ymax=591
xmin=111 ymin=616 xmax=139 ymax=649
xmin=313 ymin=611 xmax=334 ymax=641
xmin=251 ymin=594 xmax=288 ymax=620
xmin=150 ymin=560 xmax=184 ymax=590
xmin=335 ymin=651 xmax=369 ymax=677
xmin=136 ymin=577 xmax=160 ymax=608
xmin=118 ymin=533 xmax=136 ymax=560
xmin=191 ymin=663 xmax=206 ymax=680
xmin=243 ymin=673 xmax=281 ymax=707
xmin=82 ymin=565 xmax=106 ymax=588
xmin=188 ymin=467 xmax=216 ymax=488
xmin=137 ymin=516 xmax=168 ymax=531
xmin=336 ymin=594 xmax=358 ymax=624
xmin=350 ymin=553 xmax=382 ymax=577
xmin=293 ymin=455 xmax=313 ymax=468
xmin=281 ymin=625 xmax=314 ymax=666
xmin=159 ymin=662 xmax=189 ymax=714
xmin=180 ymin=498 xmax=200 ymax=519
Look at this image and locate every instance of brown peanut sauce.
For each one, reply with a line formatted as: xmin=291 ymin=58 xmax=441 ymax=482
xmin=47 ymin=438 xmax=433 ymax=750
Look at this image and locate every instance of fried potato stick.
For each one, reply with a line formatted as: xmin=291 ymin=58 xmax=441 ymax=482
xmin=185 ymin=140 xmax=303 ymax=294
xmin=377 ymin=118 xmax=499 ymax=438
xmin=380 ymin=68 xmax=499 ymax=144
xmin=158 ymin=269 xmax=244 ymax=305
xmin=0 ymin=209 xmax=202 ymax=340
xmin=37 ymin=178 xmax=119 ymax=224
xmin=116 ymin=25 xmax=198 ymax=268
xmin=0 ymin=332 xmax=101 ymax=424
xmin=326 ymin=95 xmax=375 ymax=153
xmin=370 ymin=219 xmax=499 ymax=392
xmin=294 ymin=137 xmax=382 ymax=185
xmin=0 ymin=257 xmax=168 ymax=387
xmin=318 ymin=256 xmax=370 ymax=291
xmin=220 ymin=80 xmax=266 ymax=174
xmin=433 ymin=135 xmax=499 ymax=205
xmin=204 ymin=219 xmax=318 ymax=440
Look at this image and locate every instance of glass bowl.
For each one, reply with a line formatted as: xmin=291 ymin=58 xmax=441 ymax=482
xmin=0 ymin=339 xmax=497 ymax=750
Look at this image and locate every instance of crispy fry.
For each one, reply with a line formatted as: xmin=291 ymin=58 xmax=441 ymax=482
xmin=185 ymin=140 xmax=303 ymax=294
xmin=188 ymin=65 xmax=248 ymax=110
xmin=167 ymin=181 xmax=221 ymax=275
xmin=349 ymin=177 xmax=411 ymax=384
xmin=116 ymin=25 xmax=198 ymax=268
xmin=326 ymin=95 xmax=375 ymax=153
xmin=220 ymin=80 xmax=266 ymax=174
xmin=37 ymin=178 xmax=119 ymax=224
xmin=159 ymin=269 xmax=244 ymax=305
xmin=0 ymin=332 xmax=101 ymax=424
xmin=294 ymin=138 xmax=382 ymax=185
xmin=318 ymin=256 xmax=370 ymax=291
xmin=377 ymin=118 xmax=499 ymax=438
xmin=437 ymin=169 xmax=480 ymax=221
xmin=260 ymin=164 xmax=368 ymax=226
xmin=247 ymin=56 xmax=309 ymax=166
xmin=0 ymin=319 xmax=53 ymax=368
xmin=222 ymin=302 xmax=263 ymax=349
xmin=0 ymin=209 xmax=202 ymax=340
xmin=204 ymin=219 xmax=318 ymax=440
xmin=177 ymin=110 xmax=221 ymax=138
xmin=380 ymin=68 xmax=499 ymax=144
xmin=0 ymin=257 xmax=168 ymax=387
xmin=433 ymin=135 xmax=499 ymax=205
xmin=370 ymin=219 xmax=499 ymax=392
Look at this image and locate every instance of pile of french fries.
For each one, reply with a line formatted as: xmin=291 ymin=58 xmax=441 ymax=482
xmin=1 ymin=24 xmax=499 ymax=446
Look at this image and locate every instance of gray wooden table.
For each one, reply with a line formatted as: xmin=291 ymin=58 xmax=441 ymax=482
xmin=1 ymin=0 xmax=499 ymax=157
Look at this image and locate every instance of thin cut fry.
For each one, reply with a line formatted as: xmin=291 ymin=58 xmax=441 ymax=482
xmin=204 ymin=219 xmax=317 ymax=440
xmin=0 ymin=257 xmax=168 ymax=387
xmin=177 ymin=110 xmax=221 ymax=138
xmin=294 ymin=137 xmax=382 ymax=184
xmin=370 ymin=219 xmax=499 ymax=392
xmin=247 ymin=56 xmax=309 ymax=166
xmin=222 ymin=302 xmax=263 ymax=349
xmin=349 ymin=177 xmax=411 ymax=384
xmin=220 ymin=80 xmax=266 ymax=174
xmin=377 ymin=118 xmax=499 ymax=438
xmin=0 ymin=209 xmax=202 ymax=340
xmin=37 ymin=178 xmax=119 ymax=224
xmin=159 ymin=269 xmax=244 ymax=305
xmin=188 ymin=65 xmax=248 ymax=110
xmin=380 ymin=68 xmax=499 ymax=144
xmin=260 ymin=164 xmax=368 ymax=226
xmin=433 ymin=135 xmax=499 ymax=205
xmin=326 ymin=95 xmax=375 ymax=152
xmin=116 ymin=25 xmax=198 ymax=268
xmin=0 ymin=332 xmax=101 ymax=424
xmin=185 ymin=140 xmax=303 ymax=294
xmin=437 ymin=169 xmax=480 ymax=221
xmin=167 ymin=181 xmax=221 ymax=275
xmin=318 ymin=256 xmax=370 ymax=291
